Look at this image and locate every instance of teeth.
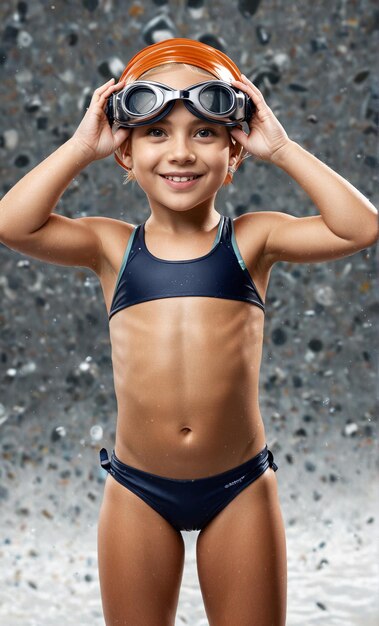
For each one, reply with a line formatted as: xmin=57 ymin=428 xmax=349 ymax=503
xmin=164 ymin=175 xmax=198 ymax=182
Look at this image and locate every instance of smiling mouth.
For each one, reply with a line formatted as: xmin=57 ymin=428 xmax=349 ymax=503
xmin=160 ymin=175 xmax=202 ymax=182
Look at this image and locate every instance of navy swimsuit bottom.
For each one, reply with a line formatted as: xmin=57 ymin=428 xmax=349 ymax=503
xmin=100 ymin=445 xmax=278 ymax=533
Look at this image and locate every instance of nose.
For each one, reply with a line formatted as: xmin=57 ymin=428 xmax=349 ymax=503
xmin=165 ymin=103 xmax=197 ymax=163
xmin=167 ymin=132 xmax=196 ymax=163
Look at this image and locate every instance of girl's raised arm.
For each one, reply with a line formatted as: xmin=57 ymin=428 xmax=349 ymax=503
xmin=230 ymin=75 xmax=378 ymax=265
xmin=0 ymin=78 xmax=129 ymax=272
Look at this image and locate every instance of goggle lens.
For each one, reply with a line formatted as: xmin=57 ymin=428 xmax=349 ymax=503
xmin=126 ymin=88 xmax=158 ymax=115
xmin=199 ymin=85 xmax=233 ymax=114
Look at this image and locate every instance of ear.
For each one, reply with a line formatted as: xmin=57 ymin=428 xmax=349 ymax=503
xmin=117 ymin=134 xmax=133 ymax=170
xmin=228 ymin=133 xmax=241 ymax=168
xmin=229 ymin=141 xmax=241 ymax=167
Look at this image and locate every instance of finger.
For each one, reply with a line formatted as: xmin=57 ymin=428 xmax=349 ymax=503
xmin=232 ymin=78 xmax=268 ymax=116
xmin=240 ymin=74 xmax=261 ymax=93
xmin=95 ymin=78 xmax=116 ymax=96
xmin=109 ymin=79 xmax=126 ymax=93
xmin=99 ymin=79 xmax=126 ymax=100
xmin=232 ymin=74 xmax=265 ymax=99
xmin=94 ymin=79 xmax=126 ymax=110
xmin=230 ymin=127 xmax=248 ymax=149
xmin=231 ymin=82 xmax=260 ymax=110
xmin=92 ymin=78 xmax=124 ymax=104
xmin=232 ymin=78 xmax=261 ymax=100
xmin=90 ymin=84 xmax=113 ymax=107
xmin=113 ymin=127 xmax=131 ymax=150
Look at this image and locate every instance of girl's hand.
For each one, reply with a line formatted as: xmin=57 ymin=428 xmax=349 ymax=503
xmin=71 ymin=78 xmax=131 ymax=162
xmin=230 ymin=74 xmax=290 ymax=162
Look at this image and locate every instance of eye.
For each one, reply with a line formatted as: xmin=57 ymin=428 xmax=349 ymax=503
xmin=196 ymin=127 xmax=215 ymax=138
xmin=145 ymin=127 xmax=216 ymax=138
xmin=146 ymin=128 xmax=165 ymax=137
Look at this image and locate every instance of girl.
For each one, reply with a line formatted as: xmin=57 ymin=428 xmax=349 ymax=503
xmin=0 ymin=38 xmax=377 ymax=626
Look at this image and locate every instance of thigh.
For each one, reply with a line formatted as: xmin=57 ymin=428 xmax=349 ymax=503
xmin=196 ymin=468 xmax=287 ymax=626
xmin=98 ymin=475 xmax=186 ymax=626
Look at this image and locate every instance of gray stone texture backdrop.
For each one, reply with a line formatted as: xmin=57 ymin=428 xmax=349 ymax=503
xmin=0 ymin=1 xmax=378 ymax=623
xmin=1 ymin=0 xmax=377 ymax=471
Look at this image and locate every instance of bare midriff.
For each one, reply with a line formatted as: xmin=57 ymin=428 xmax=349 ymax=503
xmin=108 ymin=296 xmax=266 ymax=479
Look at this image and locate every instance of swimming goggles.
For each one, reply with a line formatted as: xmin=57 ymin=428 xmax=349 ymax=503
xmin=106 ymin=79 xmax=255 ymax=128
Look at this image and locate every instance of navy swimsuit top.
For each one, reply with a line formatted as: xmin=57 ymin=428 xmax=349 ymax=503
xmin=108 ymin=214 xmax=265 ymax=321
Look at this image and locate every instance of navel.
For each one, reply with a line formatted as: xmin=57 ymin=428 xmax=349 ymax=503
xmin=180 ymin=427 xmax=192 ymax=435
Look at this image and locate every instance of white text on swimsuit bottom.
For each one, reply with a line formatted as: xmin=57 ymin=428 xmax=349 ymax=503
xmin=224 ymin=474 xmax=246 ymax=489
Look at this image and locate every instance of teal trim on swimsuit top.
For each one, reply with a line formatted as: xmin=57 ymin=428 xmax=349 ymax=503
xmin=108 ymin=214 xmax=265 ymax=321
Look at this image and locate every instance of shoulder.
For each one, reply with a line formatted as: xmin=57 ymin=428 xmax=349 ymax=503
xmin=233 ymin=210 xmax=289 ymax=270
xmin=233 ymin=210 xmax=292 ymax=235
xmin=80 ymin=216 xmax=137 ymax=276
xmin=81 ymin=215 xmax=136 ymax=239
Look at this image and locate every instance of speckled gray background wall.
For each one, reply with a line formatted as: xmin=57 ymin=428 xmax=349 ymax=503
xmin=0 ymin=1 xmax=378 ymax=625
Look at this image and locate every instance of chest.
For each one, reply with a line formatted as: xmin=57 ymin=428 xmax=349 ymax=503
xmin=100 ymin=213 xmax=270 ymax=315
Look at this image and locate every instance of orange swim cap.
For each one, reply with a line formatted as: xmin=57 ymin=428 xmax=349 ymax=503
xmin=114 ymin=38 xmax=245 ymax=182
xmin=119 ymin=37 xmax=243 ymax=84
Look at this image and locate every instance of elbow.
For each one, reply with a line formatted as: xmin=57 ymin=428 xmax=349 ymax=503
xmin=366 ymin=218 xmax=379 ymax=247
xmin=0 ymin=224 xmax=29 ymax=248
xmin=0 ymin=225 xmax=16 ymax=246
xmin=0 ymin=223 xmax=10 ymax=245
xmin=353 ymin=215 xmax=379 ymax=248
